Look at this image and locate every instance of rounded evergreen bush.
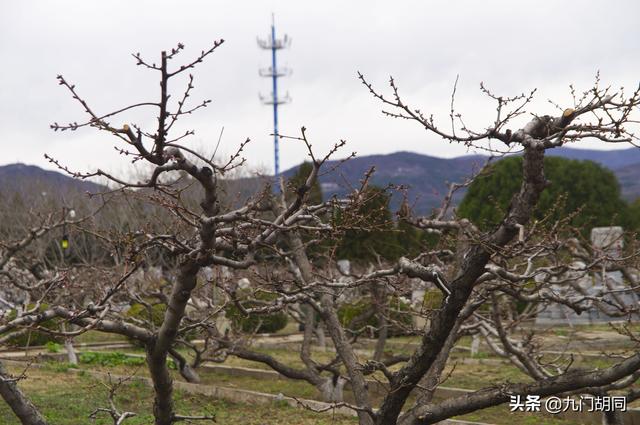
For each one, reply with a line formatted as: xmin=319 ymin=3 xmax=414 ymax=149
xmin=458 ymin=156 xmax=629 ymax=233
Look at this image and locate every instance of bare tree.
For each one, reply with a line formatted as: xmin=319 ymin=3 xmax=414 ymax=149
xmin=1 ymin=37 xmax=640 ymax=425
xmin=201 ymin=73 xmax=640 ymax=425
xmin=0 ymin=40 xmax=349 ymax=425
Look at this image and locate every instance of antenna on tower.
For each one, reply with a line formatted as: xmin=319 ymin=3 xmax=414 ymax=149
xmin=258 ymin=14 xmax=291 ymax=189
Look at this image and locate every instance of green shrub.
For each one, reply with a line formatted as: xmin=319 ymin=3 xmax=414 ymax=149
xmin=472 ymin=351 xmax=489 ymax=359
xmin=514 ymin=280 xmax=539 ymax=314
xmin=5 ymin=304 xmax=61 ymax=347
xmin=225 ymin=291 xmax=288 ymax=334
xmin=46 ymin=362 xmax=76 ymax=373
xmin=422 ymin=289 xmax=444 ymax=310
xmin=124 ymin=303 xmax=165 ymax=347
xmin=124 ymin=302 xmax=197 ymax=345
xmin=77 ymin=351 xmax=168 ymax=368
xmin=337 ymin=296 xmax=413 ymax=337
xmin=79 ymin=351 xmax=177 ymax=370
xmin=79 ymin=351 xmax=142 ymax=367
xmin=125 ymin=303 xmax=166 ymax=328
xmin=45 ymin=341 xmax=62 ymax=353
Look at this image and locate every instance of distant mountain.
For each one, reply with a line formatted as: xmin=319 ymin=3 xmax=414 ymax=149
xmin=283 ymin=151 xmax=487 ymax=214
xmin=546 ymin=147 xmax=640 ymax=170
xmin=1 ymin=145 xmax=638 ymax=216
xmin=614 ymin=162 xmax=640 ymax=201
xmin=0 ymin=163 xmax=104 ymax=201
xmin=283 ymin=147 xmax=640 ymax=215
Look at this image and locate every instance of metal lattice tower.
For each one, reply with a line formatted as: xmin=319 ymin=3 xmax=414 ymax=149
xmin=258 ymin=15 xmax=291 ymax=185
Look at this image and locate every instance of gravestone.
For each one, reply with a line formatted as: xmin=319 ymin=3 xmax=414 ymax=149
xmin=337 ymin=259 xmax=351 ymax=276
xmin=535 ymin=227 xmax=639 ymax=326
xmin=411 ymin=278 xmax=428 ymax=329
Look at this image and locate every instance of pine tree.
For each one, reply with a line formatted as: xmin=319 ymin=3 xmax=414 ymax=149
xmin=336 ymin=186 xmax=401 ymax=262
xmin=286 ymin=161 xmax=323 ymax=205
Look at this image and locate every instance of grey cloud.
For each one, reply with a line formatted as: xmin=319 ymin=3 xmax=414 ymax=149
xmin=1 ymin=0 xmax=638 ymax=174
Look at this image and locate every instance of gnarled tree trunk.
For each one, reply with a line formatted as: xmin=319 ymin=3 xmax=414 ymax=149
xmin=0 ymin=361 xmax=47 ymax=425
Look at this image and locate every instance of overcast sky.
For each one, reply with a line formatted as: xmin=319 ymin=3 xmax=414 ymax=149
xmin=1 ymin=0 xmax=639 ymax=177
